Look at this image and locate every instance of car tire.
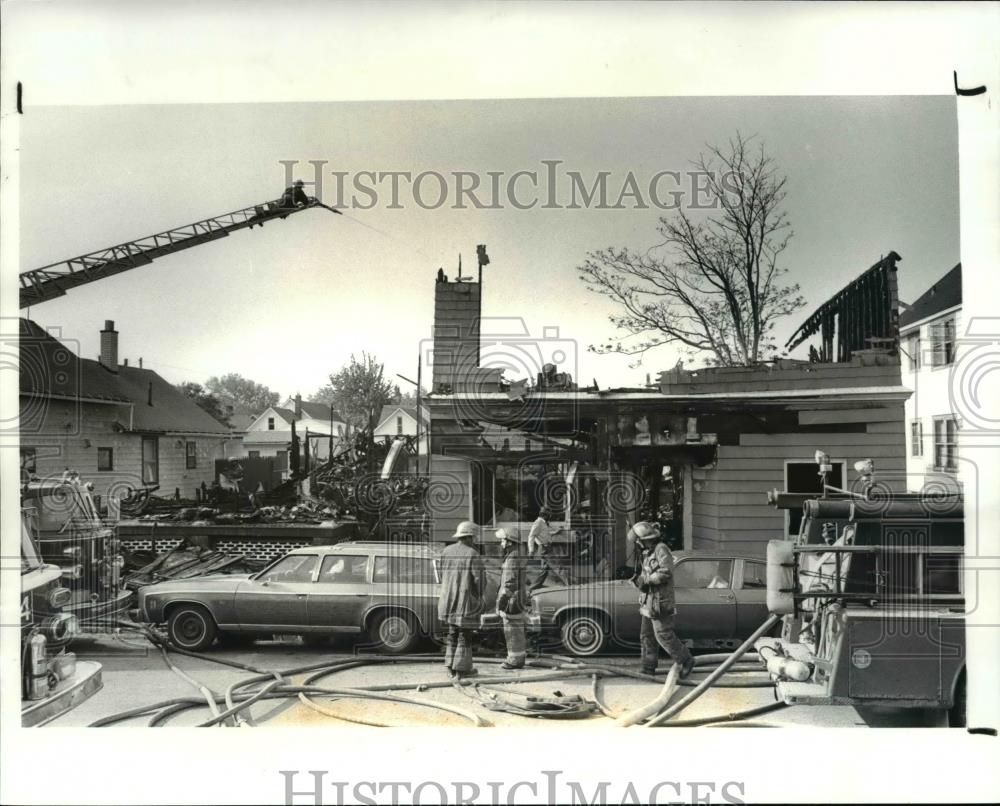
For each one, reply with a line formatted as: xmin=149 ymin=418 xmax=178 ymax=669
xmin=166 ymin=604 xmax=218 ymax=652
xmin=560 ymin=612 xmax=609 ymax=657
xmin=370 ymin=610 xmax=420 ymax=655
xmin=948 ymin=670 xmax=967 ymax=728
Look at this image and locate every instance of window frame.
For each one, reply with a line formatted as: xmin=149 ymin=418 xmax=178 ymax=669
xmin=740 ymin=559 xmax=767 ymax=590
xmin=910 ymin=420 xmax=923 ymax=458
xmin=141 ymin=436 xmax=159 ymax=485
xmin=373 ymin=554 xmax=439 ymax=586
xmin=928 ymin=315 xmax=956 ymax=368
xmin=783 ymin=459 xmax=845 ymax=537
xmin=267 ymin=417 xmax=275 ymax=431
xmin=933 ymin=416 xmax=959 ymax=472
xmin=905 ymin=332 xmax=921 ymax=372
xmin=185 ymin=441 xmax=197 ymax=469
xmin=97 ymin=446 xmax=114 ymax=472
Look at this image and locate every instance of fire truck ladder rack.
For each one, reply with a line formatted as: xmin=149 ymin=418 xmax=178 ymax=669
xmin=19 ymin=197 xmax=341 ymax=309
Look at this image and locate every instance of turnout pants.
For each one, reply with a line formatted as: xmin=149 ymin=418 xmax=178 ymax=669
xmin=640 ymin=613 xmax=692 ymax=673
xmin=500 ymin=612 xmax=526 ymax=666
xmin=443 ymin=625 xmax=474 ymax=673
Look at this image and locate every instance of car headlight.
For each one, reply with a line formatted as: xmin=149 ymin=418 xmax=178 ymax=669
xmin=43 ymin=613 xmax=78 ymax=642
xmin=47 ymin=587 xmax=72 ymax=609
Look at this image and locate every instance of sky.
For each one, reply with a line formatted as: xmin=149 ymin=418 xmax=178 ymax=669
xmin=19 ymin=96 xmax=959 ymax=397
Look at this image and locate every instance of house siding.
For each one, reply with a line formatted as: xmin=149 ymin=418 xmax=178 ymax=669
xmin=690 ymin=402 xmax=908 ymax=557
xmin=20 ymin=398 xmax=225 ymax=502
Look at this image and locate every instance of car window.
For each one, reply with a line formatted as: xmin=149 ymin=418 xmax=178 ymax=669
xmin=319 ymin=554 xmax=369 ymax=584
xmin=674 ymin=559 xmax=733 ymax=589
xmin=258 ymin=554 xmax=318 ymax=583
xmin=373 ymin=556 xmax=437 ymax=585
xmin=742 ymin=561 xmax=767 ymax=589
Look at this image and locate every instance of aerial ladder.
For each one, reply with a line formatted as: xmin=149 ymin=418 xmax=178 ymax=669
xmin=18 ymin=195 xmax=341 ymax=309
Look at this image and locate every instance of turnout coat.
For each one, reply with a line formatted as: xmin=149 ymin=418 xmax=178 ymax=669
xmin=638 ymin=542 xmax=677 ymax=619
xmin=437 ymin=541 xmax=487 ymax=628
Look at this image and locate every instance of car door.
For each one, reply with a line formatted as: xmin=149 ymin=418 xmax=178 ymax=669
xmin=611 ymin=579 xmax=642 ymax=648
xmin=672 ymin=558 xmax=737 ymax=640
xmin=307 ymin=553 xmax=372 ymax=632
xmin=369 ymin=554 xmax=439 ymax=634
xmin=234 ymin=553 xmax=319 ymax=629
xmin=733 ymin=559 xmax=770 ymax=638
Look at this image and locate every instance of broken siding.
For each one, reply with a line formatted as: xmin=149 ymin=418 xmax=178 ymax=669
xmin=691 ymin=402 xmax=907 ymax=557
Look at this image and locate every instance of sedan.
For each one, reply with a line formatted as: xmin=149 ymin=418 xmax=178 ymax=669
xmin=134 ymin=541 xmax=499 ymax=654
xmin=527 ymin=551 xmax=771 ymax=656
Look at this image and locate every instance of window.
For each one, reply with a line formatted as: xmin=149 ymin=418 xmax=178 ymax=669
xmin=929 ymin=316 xmax=956 ymax=367
xmin=97 ymin=447 xmax=114 ymax=471
xmin=257 ymin=553 xmax=318 ymax=583
xmin=934 ymin=417 xmax=958 ymax=472
xmin=319 ymin=554 xmax=369 ymax=584
xmin=910 ymin=420 xmax=923 ymax=457
xmin=141 ymin=437 xmax=159 ymax=484
xmin=267 ymin=417 xmax=275 ymax=431
xmin=905 ymin=333 xmax=921 ymax=372
xmin=741 ymin=560 xmax=767 ymax=589
xmin=248 ymin=450 xmax=261 ymax=459
xmin=373 ymin=556 xmax=437 ymax=585
xmin=674 ymin=559 xmax=734 ymax=589
xmin=185 ymin=441 xmax=197 ymax=469
xmin=396 ymin=416 xmax=404 ymax=435
xmin=785 ymin=460 xmax=844 ymax=536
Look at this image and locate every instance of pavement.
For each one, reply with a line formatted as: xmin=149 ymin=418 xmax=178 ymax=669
xmin=44 ymin=632 xmax=947 ymax=728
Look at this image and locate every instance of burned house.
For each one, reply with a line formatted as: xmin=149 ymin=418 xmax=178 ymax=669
xmin=423 ymin=253 xmax=910 ymax=572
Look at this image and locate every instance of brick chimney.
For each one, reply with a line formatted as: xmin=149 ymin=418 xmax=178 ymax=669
xmin=432 ymin=276 xmax=481 ymax=392
xmin=294 ymin=393 xmax=302 ymax=418
xmin=99 ymin=320 xmax=118 ymax=373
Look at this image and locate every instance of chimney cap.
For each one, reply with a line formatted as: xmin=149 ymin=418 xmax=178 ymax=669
xmin=103 ymin=320 xmax=116 ymax=331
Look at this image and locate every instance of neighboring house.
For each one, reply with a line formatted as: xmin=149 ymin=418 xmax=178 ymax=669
xmin=899 ymin=263 xmax=963 ymax=493
xmin=240 ymin=395 xmax=346 ymax=474
xmin=373 ymin=403 xmax=430 ymax=453
xmin=222 ymin=402 xmax=260 ymax=441
xmin=19 ymin=319 xmax=231 ymax=503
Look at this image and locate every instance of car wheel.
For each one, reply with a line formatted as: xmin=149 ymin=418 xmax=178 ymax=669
xmin=948 ymin=670 xmax=967 ymax=728
xmin=370 ymin=610 xmax=419 ymax=654
xmin=560 ymin=612 xmax=608 ymax=656
xmin=167 ymin=605 xmax=217 ymax=651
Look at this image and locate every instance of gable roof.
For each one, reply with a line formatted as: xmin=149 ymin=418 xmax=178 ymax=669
xmin=298 ymin=401 xmax=342 ymax=421
xmin=375 ymin=404 xmax=428 ymax=430
xmin=19 ymin=319 xmax=130 ymax=402
xmin=18 ymin=319 xmax=229 ymax=434
xmin=899 ymin=263 xmax=961 ymax=330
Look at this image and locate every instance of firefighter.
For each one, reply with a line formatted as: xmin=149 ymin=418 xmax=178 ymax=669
xmin=496 ymin=528 xmax=530 ymax=670
xmin=631 ymin=520 xmax=695 ymax=678
xmin=281 ymin=179 xmax=311 ymax=208
xmin=437 ymin=520 xmax=486 ymax=679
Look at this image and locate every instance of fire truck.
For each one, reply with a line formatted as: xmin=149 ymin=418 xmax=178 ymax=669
xmin=21 ymin=473 xmax=133 ymax=631
xmin=757 ymin=454 xmax=967 ymax=725
xmin=21 ymin=503 xmax=103 ymax=726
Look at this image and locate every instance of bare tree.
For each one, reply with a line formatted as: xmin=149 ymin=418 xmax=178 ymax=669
xmin=579 ymin=134 xmax=804 ymax=366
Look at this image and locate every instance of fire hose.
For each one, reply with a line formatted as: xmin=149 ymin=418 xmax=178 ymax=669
xmin=95 ymin=621 xmax=785 ymax=728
